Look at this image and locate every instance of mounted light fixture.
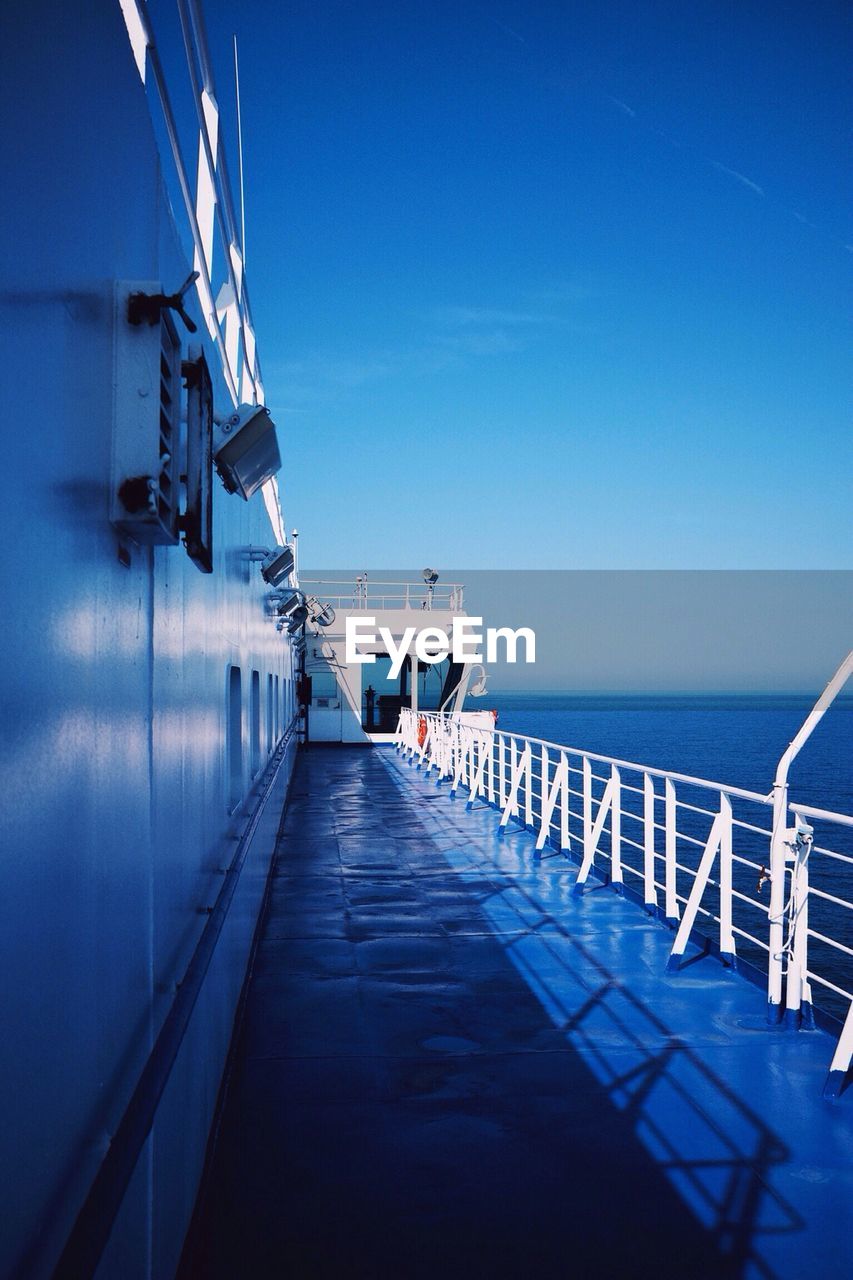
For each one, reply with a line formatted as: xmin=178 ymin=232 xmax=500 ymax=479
xmin=213 ymin=403 xmax=281 ymax=500
xmin=274 ymin=590 xmax=305 ymax=620
xmin=260 ymin=544 xmax=295 ymax=587
xmin=285 ymin=605 xmax=309 ymax=635
xmin=306 ymin=596 xmax=336 ymax=628
xmin=422 ymin=568 xmax=439 ymax=585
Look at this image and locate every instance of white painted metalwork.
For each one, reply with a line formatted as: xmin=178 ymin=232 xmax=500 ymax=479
xmin=299 ymin=578 xmax=465 ymax=611
xmin=117 ymin=0 xmax=288 ymax=543
xmin=767 ymin=650 xmax=853 ymax=1017
xmin=395 ymin=697 xmax=853 ymax=1091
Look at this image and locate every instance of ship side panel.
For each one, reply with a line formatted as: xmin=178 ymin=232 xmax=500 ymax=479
xmin=0 ymin=4 xmax=295 ymax=1276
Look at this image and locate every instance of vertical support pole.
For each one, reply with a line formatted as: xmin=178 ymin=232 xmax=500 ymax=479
xmin=767 ymin=784 xmax=788 ymax=1021
xmin=498 ymin=734 xmax=506 ymax=806
xmin=583 ymin=756 xmax=593 ymax=851
xmin=487 ymin=731 xmax=496 ymax=805
xmin=540 ymin=746 xmax=549 ymax=841
xmin=665 ymin=778 xmax=679 ymax=924
xmin=718 ymin=793 xmax=736 ymax=967
xmin=560 ymin=753 xmax=570 ymax=851
xmin=785 ymin=816 xmax=814 ymax=1029
xmin=643 ymin=773 xmax=658 ymax=912
xmin=509 ymin=740 xmax=518 ymax=816
xmin=610 ymin=765 xmax=622 ymax=890
xmin=525 ymin=744 xmax=534 ymax=828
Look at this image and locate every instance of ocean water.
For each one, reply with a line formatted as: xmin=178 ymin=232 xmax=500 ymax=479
xmin=482 ymin=693 xmax=853 ymax=1018
xmin=488 ymin=693 xmax=853 ymax=814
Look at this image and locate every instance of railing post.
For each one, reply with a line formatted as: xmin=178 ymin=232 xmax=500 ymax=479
xmin=643 ymin=773 xmax=658 ymax=913
xmin=766 ymin=650 xmax=853 ymax=1022
xmin=767 ymin=783 xmax=788 ymax=1021
xmin=718 ymin=793 xmax=736 ymax=968
xmin=498 ymin=734 xmax=507 ymax=806
xmin=785 ymin=813 xmax=814 ymax=1029
xmin=560 ymin=752 xmax=570 ymax=850
xmin=583 ymin=756 xmax=592 ymax=853
xmin=540 ymin=746 xmax=549 ymax=838
xmin=507 ymin=737 xmax=514 ymax=814
xmin=610 ymin=765 xmax=622 ymax=890
xmin=665 ymin=778 xmax=679 ymax=925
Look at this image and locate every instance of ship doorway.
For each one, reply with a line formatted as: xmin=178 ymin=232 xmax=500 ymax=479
xmin=363 ymin=655 xmax=451 ymax=732
xmin=308 ymin=658 xmax=342 ymax=741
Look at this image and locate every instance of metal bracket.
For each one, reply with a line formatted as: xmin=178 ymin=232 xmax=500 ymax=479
xmin=128 ymin=270 xmax=199 ymax=333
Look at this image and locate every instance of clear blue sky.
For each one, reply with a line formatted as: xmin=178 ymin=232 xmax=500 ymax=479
xmin=194 ymin=0 xmax=850 ymax=568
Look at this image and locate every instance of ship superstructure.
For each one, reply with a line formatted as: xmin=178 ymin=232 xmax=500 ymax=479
xmin=296 ymin=574 xmax=493 ymax=742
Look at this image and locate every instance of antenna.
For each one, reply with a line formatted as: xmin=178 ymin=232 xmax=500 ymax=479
xmin=233 ymin=34 xmax=246 ymax=264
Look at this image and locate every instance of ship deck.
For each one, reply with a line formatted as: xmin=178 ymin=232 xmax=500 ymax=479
xmin=182 ymin=746 xmax=852 ymax=1279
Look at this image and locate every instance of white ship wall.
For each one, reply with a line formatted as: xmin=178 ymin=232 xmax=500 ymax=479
xmin=0 ymin=5 xmax=296 ymax=1276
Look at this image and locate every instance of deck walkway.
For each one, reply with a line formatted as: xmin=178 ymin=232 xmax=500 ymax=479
xmin=182 ymin=746 xmax=852 ymax=1279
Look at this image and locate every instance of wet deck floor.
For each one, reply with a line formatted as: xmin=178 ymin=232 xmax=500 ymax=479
xmin=182 ymin=746 xmax=853 ymax=1279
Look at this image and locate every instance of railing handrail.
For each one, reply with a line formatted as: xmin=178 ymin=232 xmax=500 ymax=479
xmin=300 ymin=580 xmax=465 ymax=588
xmin=297 ymin=581 xmax=466 ymax=612
xmin=407 ymin=710 xmax=774 ymax=807
xmin=395 ymin=704 xmax=853 ymax=1095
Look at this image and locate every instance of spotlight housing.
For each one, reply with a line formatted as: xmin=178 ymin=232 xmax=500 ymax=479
xmin=213 ymin=403 xmax=281 ymax=500
xmin=422 ymin=568 xmax=439 ymax=585
xmin=306 ymin=597 xmax=336 ymax=628
xmin=260 ymin=544 xmax=295 ymax=587
xmin=275 ymin=590 xmax=305 ymax=619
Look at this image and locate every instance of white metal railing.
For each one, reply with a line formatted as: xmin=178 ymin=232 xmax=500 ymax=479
xmin=299 ymin=579 xmax=465 ymax=612
xmin=395 ymin=691 xmax=853 ymax=1097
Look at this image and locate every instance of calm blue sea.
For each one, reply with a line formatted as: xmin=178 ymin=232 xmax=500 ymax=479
xmin=488 ymin=693 xmax=853 ymax=815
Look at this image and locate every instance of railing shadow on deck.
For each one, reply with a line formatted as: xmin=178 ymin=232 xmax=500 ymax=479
xmin=436 ymin=849 xmax=804 ymax=1280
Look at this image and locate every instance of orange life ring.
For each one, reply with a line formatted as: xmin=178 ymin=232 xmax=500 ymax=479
xmin=417 ymin=715 xmax=427 ymax=747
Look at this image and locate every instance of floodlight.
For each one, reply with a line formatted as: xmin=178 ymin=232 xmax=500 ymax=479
xmin=286 ymin=605 xmax=309 ymax=635
xmin=275 ymin=590 xmax=305 ymax=619
xmin=260 ymin=544 xmax=295 ymax=587
xmin=422 ymin=568 xmax=439 ymax=585
xmin=306 ymin=596 xmax=336 ymax=628
xmin=213 ymin=403 xmax=281 ymax=500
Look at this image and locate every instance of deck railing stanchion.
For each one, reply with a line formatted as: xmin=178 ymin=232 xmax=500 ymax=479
xmin=718 ymin=793 xmax=736 ymax=967
xmin=643 ymin=773 xmax=658 ymax=912
xmin=784 ymin=813 xmax=814 ymax=1029
xmin=610 ymin=765 xmax=623 ymax=890
xmin=665 ymin=778 xmax=679 ymax=924
xmin=540 ymin=746 xmax=549 ymax=835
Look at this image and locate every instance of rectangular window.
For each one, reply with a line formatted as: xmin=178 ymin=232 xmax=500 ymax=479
xmin=266 ymin=674 xmax=274 ymax=752
xmin=251 ymin=670 xmax=261 ymax=776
